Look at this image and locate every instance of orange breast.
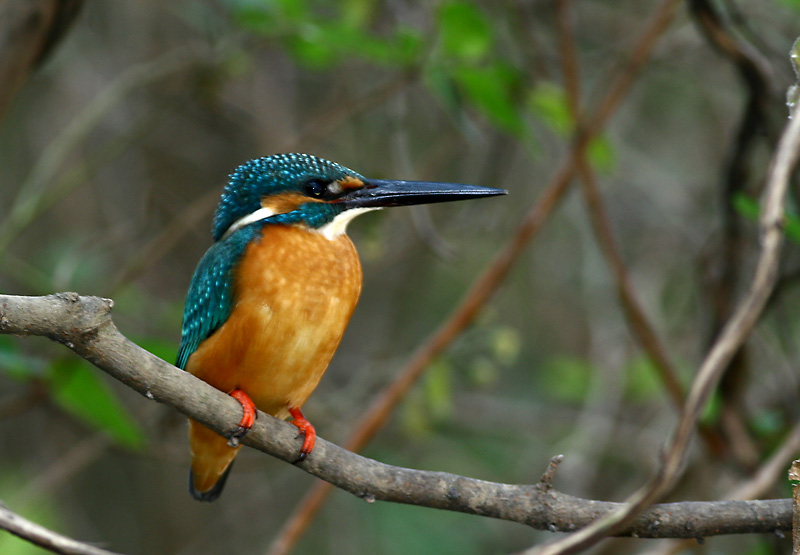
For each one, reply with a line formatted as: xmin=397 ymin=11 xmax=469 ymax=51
xmin=185 ymin=224 xmax=362 ymax=419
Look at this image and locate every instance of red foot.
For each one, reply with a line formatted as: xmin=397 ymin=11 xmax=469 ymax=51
xmin=229 ymin=388 xmax=257 ymax=441
xmin=288 ymin=407 xmax=316 ymax=463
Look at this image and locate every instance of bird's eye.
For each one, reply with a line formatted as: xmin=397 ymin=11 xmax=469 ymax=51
xmin=304 ymin=179 xmax=328 ymax=198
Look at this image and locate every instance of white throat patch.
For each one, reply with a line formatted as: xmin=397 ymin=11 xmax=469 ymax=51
xmin=221 ymin=205 xmax=379 ymax=242
xmin=221 ymin=206 xmax=277 ymax=241
xmin=315 ymin=207 xmax=379 ymax=240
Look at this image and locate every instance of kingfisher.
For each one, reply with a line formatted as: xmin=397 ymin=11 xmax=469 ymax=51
xmin=177 ymin=153 xmax=505 ymax=501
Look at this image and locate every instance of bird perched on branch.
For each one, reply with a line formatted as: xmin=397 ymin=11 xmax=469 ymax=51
xmin=177 ymin=153 xmax=505 ymax=501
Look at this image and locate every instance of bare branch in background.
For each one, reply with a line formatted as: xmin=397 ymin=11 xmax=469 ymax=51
xmin=0 ymin=0 xmax=83 ymax=120
xmin=525 ymin=66 xmax=800 ymax=555
xmin=647 ymin=422 xmax=800 ymax=555
xmin=0 ymin=501 xmax=119 ymax=555
xmin=691 ymin=0 xmax=776 ymax=470
xmin=0 ymin=47 xmax=202 ymax=258
xmin=555 ymin=0 xmax=690 ymax=418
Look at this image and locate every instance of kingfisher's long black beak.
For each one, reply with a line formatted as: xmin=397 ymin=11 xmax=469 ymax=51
xmin=341 ymin=179 xmax=507 ymax=209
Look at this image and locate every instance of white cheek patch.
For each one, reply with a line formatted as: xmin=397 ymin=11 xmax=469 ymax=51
xmin=315 ymin=207 xmax=379 ymax=240
xmin=221 ymin=206 xmax=277 ymax=240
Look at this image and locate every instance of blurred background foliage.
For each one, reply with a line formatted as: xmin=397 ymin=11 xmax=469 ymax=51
xmin=1 ymin=1 xmax=800 ymax=553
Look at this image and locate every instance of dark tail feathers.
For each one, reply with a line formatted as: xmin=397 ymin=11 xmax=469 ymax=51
xmin=189 ymin=462 xmax=234 ymax=502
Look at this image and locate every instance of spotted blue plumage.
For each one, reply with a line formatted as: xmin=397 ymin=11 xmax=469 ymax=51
xmin=177 ymin=154 xmax=365 ymax=369
xmin=212 ymin=153 xmax=364 ymax=241
xmin=176 ymin=225 xmax=262 ymax=369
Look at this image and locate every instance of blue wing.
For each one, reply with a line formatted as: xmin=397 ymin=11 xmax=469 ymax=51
xmin=176 ymin=225 xmax=262 ymax=369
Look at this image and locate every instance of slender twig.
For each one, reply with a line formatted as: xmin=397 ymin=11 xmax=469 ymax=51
xmin=555 ymin=0 xmax=688 ymax=413
xmin=16 ymin=435 xmax=111 ymax=506
xmin=108 ymin=186 xmax=221 ymax=293
xmin=576 ymin=117 xmax=692 ymax=411
xmin=269 ymin=2 xmax=683 ymax=552
xmin=540 ymin=455 xmax=565 ymax=490
xmin=0 ymin=293 xmax=793 ymax=545
xmin=557 ymin=0 xmax=751 ymax=461
xmin=690 ymin=0 xmax=775 ymax=470
xmin=0 ymin=47 xmax=203 ymax=257
xmin=107 ymin=71 xmax=418 ymax=293
xmin=277 ymin=70 xmax=417 ymax=154
xmin=555 ymin=0 xmax=582 ymax=120
xmin=0 ymin=0 xmax=84 ymax=121
xmin=727 ymin=421 xmax=800 ymax=502
xmin=0 ymin=500 xmax=120 ymax=555
xmin=644 ymin=419 xmax=800 ymax=555
xmin=524 ymin=73 xmax=800 ymax=555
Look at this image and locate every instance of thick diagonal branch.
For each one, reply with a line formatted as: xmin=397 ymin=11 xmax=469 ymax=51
xmin=0 ymin=292 xmax=792 ymax=544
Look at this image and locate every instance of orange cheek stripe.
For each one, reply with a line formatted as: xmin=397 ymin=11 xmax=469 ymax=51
xmin=262 ymin=192 xmax=319 ymax=214
xmin=337 ymin=176 xmax=365 ymax=191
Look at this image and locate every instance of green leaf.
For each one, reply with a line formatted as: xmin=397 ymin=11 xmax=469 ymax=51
xmin=233 ymin=0 xmax=308 ymax=32
xmin=467 ymin=357 xmax=498 ymax=387
xmin=745 ymin=538 xmax=782 ymax=555
xmin=286 ymin=23 xmax=340 ymax=68
xmin=776 ymin=211 xmax=800 ymax=243
xmin=453 ymin=63 xmax=523 ymax=134
xmin=489 ymin=326 xmax=521 ymax=366
xmin=750 ymin=409 xmax=783 ymax=438
xmin=528 ymin=82 xmax=572 ymax=135
xmin=341 ymin=0 xmax=374 ymax=27
xmin=733 ymin=192 xmax=800 ymax=244
xmin=382 ymin=28 xmax=424 ymax=66
xmin=234 ymin=7 xmax=280 ymax=35
xmin=135 ymin=337 xmax=178 ymax=367
xmin=539 ymin=356 xmax=592 ymax=402
xmin=776 ymin=0 xmax=800 ymax=12
xmin=587 ymin=134 xmax=617 ymax=173
xmin=732 ymin=192 xmax=759 ymax=220
xmin=0 ymin=336 xmax=40 ymax=380
xmin=400 ymin=358 xmax=454 ymax=436
xmin=273 ymin=0 xmax=308 ymax=21
xmin=424 ymin=358 xmax=453 ymax=420
xmin=529 ymin=82 xmax=616 ymax=172
xmin=47 ymin=359 xmax=146 ymax=449
xmin=623 ymin=356 xmax=663 ymax=401
xmin=0 ymin=470 xmax=62 ymax=555
xmin=340 ymin=26 xmax=422 ymax=66
xmin=400 ymin=389 xmax=431 ymax=437
xmin=438 ymin=1 xmax=493 ymax=61
xmin=700 ymin=390 xmax=722 ymax=425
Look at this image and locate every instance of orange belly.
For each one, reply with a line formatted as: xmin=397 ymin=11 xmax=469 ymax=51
xmin=185 ymin=224 xmax=362 ymax=419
